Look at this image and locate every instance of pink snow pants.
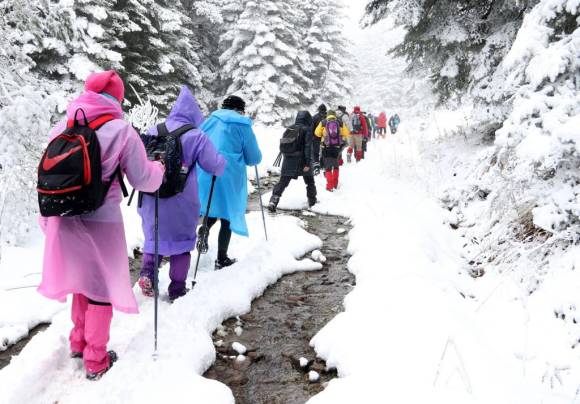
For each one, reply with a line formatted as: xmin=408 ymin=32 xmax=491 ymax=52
xmin=69 ymin=294 xmax=113 ymax=373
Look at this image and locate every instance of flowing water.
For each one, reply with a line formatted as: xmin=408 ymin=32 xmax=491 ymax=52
xmin=204 ymin=174 xmax=354 ymax=403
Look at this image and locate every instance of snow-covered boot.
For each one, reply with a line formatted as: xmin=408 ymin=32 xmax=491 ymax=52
xmin=138 ymin=276 xmax=154 ymax=298
xmin=268 ymin=195 xmax=280 ymax=213
xmin=86 ymin=351 xmax=118 ymax=381
xmin=215 ymin=257 xmax=238 ymax=270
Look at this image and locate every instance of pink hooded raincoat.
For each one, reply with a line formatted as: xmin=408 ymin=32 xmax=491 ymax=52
xmin=37 ymin=91 xmax=164 ymax=313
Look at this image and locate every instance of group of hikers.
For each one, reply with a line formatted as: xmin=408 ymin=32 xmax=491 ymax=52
xmin=268 ymin=104 xmax=401 ymax=212
xmin=34 ymin=70 xmax=401 ymax=381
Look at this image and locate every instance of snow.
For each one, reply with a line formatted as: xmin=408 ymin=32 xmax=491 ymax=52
xmin=0 ymin=212 xmax=322 ymax=403
xmin=300 ymin=357 xmax=309 ymax=368
xmin=231 ymin=342 xmax=247 ymax=355
xmin=308 ymin=370 xmax=320 ymax=382
xmin=0 ymin=235 xmax=65 ymax=352
xmin=311 ymin=250 xmax=326 ymax=263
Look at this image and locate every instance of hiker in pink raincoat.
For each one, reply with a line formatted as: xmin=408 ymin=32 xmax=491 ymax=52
xmin=37 ymin=71 xmax=164 ymax=380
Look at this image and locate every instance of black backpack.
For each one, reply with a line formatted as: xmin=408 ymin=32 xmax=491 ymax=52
xmin=279 ymin=125 xmax=304 ymax=156
xmin=139 ymin=122 xmax=194 ymax=199
xmin=37 ymin=109 xmax=127 ymax=217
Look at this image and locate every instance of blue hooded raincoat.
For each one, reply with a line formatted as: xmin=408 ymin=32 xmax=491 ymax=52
xmin=197 ymin=109 xmax=262 ymax=236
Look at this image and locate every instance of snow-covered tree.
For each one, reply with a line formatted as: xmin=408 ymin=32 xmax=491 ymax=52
xmin=219 ymin=0 xmax=314 ymax=125
xmin=364 ymin=0 xmax=536 ymax=104
xmin=305 ymin=0 xmax=353 ymax=107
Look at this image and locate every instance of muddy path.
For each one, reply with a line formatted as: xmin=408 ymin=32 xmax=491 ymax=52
xmin=205 ymin=174 xmax=354 ymax=403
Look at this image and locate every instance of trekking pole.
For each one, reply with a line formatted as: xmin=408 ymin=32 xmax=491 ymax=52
xmin=254 ymin=166 xmax=268 ymax=241
xmin=191 ymin=176 xmax=217 ymax=290
xmin=153 ymin=189 xmax=160 ymax=359
xmin=127 ymin=189 xmax=136 ymax=206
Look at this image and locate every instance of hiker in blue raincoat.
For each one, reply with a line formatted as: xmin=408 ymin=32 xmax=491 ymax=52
xmin=197 ymin=95 xmax=262 ymax=270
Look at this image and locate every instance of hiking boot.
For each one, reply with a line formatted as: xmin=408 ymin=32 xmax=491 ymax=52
xmin=168 ymin=287 xmax=189 ymax=303
xmin=215 ymin=257 xmax=237 ymax=270
xmin=138 ymin=276 xmax=154 ymax=298
xmin=86 ymin=351 xmax=118 ymax=381
xmin=268 ymin=195 xmax=280 ymax=213
xmin=308 ymin=198 xmax=317 ymax=208
xmin=70 ymin=352 xmax=83 ymax=359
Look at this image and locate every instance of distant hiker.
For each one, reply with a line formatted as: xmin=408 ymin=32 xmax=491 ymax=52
xmin=368 ymin=113 xmax=377 ymax=138
xmin=314 ymin=110 xmax=349 ymax=191
xmin=268 ymin=111 xmax=317 ymax=212
xmin=137 ymin=86 xmax=226 ymax=302
xmin=389 ymin=113 xmax=401 ymax=134
xmin=36 ymin=71 xmax=165 ymax=380
xmin=336 ymin=105 xmax=352 ymax=163
xmin=348 ymin=106 xmax=368 ymax=162
xmin=311 ymin=104 xmax=327 ymax=175
xmin=377 ymin=111 xmax=387 ymax=138
xmin=362 ymin=112 xmax=372 ymax=159
xmin=197 ymin=95 xmax=262 ymax=270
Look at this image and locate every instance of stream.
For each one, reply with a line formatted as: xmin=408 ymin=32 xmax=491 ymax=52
xmin=204 ymin=173 xmax=354 ymax=403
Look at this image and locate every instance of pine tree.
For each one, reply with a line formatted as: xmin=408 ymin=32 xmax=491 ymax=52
xmin=305 ymin=0 xmax=352 ymax=107
xmin=219 ymin=0 xmax=313 ymax=125
xmin=364 ymin=0 xmax=536 ymax=104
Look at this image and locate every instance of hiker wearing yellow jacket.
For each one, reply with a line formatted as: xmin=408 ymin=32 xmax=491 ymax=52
xmin=314 ymin=110 xmax=350 ymax=191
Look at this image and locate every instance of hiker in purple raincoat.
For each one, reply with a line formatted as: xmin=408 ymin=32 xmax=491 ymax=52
xmin=137 ymin=86 xmax=226 ymax=301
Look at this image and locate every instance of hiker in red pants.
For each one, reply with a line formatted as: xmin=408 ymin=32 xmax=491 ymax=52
xmin=314 ymin=110 xmax=350 ymax=191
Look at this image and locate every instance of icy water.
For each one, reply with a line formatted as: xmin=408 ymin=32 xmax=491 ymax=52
xmin=204 ymin=175 xmax=354 ymax=403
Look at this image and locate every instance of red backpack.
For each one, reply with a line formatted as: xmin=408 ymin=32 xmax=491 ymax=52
xmin=37 ymin=109 xmax=127 ymax=217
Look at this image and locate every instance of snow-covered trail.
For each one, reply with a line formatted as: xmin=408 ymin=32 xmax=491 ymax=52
xmin=262 ymin=130 xmax=566 ymax=403
xmin=0 ymin=212 xmax=323 ymax=404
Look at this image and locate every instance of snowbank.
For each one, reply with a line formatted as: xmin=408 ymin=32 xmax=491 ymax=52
xmin=0 ymin=213 xmax=322 ymax=403
xmin=285 ymin=135 xmax=566 ymax=403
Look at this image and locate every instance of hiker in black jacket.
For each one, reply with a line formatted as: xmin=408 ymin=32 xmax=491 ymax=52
xmin=268 ymin=111 xmax=317 ymax=212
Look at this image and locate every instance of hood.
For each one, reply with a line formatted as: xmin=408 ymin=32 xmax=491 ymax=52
xmin=317 ymin=104 xmax=327 ymax=113
xmin=295 ymin=110 xmax=313 ymax=127
xmin=67 ymin=91 xmax=124 ymax=122
xmin=211 ymin=108 xmax=253 ymax=126
xmin=167 ymin=86 xmax=204 ymax=127
xmin=353 ymin=106 xmax=361 ymax=113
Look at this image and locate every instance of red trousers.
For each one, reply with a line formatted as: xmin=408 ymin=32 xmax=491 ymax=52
xmin=325 ymin=168 xmax=339 ymax=191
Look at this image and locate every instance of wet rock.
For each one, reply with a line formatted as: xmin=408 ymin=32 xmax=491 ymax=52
xmin=310 ymin=361 xmax=326 ymax=373
xmin=223 ymin=373 xmax=249 ymax=386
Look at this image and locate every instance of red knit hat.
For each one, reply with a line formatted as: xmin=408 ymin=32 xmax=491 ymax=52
xmin=85 ymin=70 xmax=125 ymax=103
xmin=354 ymin=106 xmax=361 ymax=113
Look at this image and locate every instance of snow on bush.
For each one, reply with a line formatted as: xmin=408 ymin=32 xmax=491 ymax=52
xmin=439 ymin=0 xmax=579 ymax=284
xmin=0 ymin=80 xmax=71 ymax=247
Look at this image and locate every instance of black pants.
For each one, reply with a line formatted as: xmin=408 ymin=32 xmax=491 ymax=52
xmin=207 ymin=218 xmax=232 ymax=261
xmin=273 ymin=175 xmax=317 ymax=201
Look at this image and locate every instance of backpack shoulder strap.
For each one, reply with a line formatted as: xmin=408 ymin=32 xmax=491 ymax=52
xmin=89 ymin=115 xmax=115 ymax=130
xmin=157 ymin=123 xmax=169 ymax=137
xmin=168 ymin=124 xmax=195 ymax=138
xmin=104 ymin=166 xmax=128 ymax=198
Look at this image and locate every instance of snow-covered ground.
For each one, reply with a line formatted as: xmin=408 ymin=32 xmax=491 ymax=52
xmin=0 ymin=208 xmax=322 ymax=403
